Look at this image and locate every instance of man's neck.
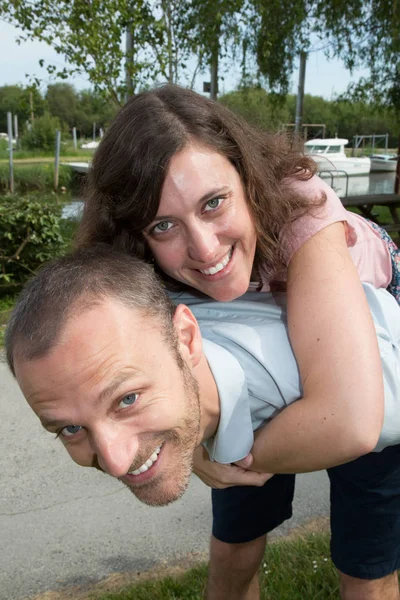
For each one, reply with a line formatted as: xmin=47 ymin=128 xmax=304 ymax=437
xmin=194 ymin=352 xmax=220 ymax=443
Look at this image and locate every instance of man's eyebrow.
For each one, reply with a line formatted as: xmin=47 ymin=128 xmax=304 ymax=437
xmin=152 ymin=186 xmax=229 ymax=221
xmin=40 ymin=370 xmax=142 ymax=429
xmin=96 ymin=370 xmax=140 ymax=404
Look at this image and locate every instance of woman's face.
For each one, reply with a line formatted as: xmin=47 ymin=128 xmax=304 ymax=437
xmin=143 ymin=143 xmax=257 ymax=302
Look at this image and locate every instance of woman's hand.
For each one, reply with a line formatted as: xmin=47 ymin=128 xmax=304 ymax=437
xmin=192 ymin=445 xmax=274 ymax=489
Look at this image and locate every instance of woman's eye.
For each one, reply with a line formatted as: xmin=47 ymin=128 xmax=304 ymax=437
xmin=119 ymin=393 xmax=138 ymax=408
xmin=61 ymin=425 xmax=82 ymax=437
xmin=152 ymin=221 xmax=173 ymax=234
xmin=204 ymin=197 xmax=223 ymax=211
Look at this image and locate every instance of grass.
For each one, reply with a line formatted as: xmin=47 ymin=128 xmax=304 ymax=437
xmin=0 ymin=162 xmax=80 ymax=194
xmin=0 ymin=138 xmax=95 ymax=161
xmin=84 ymin=532 xmax=339 ymax=600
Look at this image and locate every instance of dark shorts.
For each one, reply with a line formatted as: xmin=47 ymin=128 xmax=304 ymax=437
xmin=212 ymin=443 xmax=400 ymax=579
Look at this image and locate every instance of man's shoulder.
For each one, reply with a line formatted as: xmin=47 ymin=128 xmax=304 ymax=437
xmin=168 ymin=290 xmax=287 ymax=322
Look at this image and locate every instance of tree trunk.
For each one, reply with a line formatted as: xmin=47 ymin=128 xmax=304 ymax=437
xmin=294 ymin=52 xmax=307 ymax=138
xmin=125 ymin=28 xmax=134 ymax=103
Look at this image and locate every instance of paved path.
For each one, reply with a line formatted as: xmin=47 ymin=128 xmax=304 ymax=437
xmin=0 ymin=361 xmax=330 ymax=600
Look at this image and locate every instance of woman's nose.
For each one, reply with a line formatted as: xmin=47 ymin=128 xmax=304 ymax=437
xmin=187 ymin=224 xmax=219 ymax=263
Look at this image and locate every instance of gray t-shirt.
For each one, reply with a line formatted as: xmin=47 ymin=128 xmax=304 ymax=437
xmin=170 ymin=284 xmax=400 ymax=463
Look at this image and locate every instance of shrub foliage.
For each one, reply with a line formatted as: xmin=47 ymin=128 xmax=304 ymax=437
xmin=0 ymin=195 xmax=67 ymax=289
xmin=23 ymin=114 xmax=62 ymax=151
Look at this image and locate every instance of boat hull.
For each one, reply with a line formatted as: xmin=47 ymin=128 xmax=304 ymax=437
xmin=62 ymin=162 xmax=90 ymax=173
xmin=370 ymin=160 xmax=397 ymax=172
xmin=312 ymin=156 xmax=371 ymax=176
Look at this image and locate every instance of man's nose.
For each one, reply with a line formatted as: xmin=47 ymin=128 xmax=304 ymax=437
xmin=187 ymin=224 xmax=219 ymax=263
xmin=91 ymin=426 xmax=138 ymax=478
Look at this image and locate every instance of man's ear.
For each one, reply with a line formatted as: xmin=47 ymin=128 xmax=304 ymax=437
xmin=173 ymin=304 xmax=203 ymax=368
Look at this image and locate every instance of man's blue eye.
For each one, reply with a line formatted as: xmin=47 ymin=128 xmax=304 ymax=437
xmin=119 ymin=393 xmax=138 ymax=408
xmin=61 ymin=425 xmax=82 ymax=437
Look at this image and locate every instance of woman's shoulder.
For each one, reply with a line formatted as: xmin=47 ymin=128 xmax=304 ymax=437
xmin=278 ymin=175 xmax=348 ymax=265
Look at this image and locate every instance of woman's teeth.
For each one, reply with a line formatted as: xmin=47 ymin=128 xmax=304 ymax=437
xmin=199 ymin=248 xmax=232 ymax=276
xmin=128 ymin=446 xmax=161 ymax=475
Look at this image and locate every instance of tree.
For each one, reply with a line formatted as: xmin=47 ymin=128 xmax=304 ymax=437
xmin=0 ymin=0 xmax=168 ymax=104
xmin=0 ymin=85 xmax=44 ymax=132
xmin=75 ymin=90 xmax=118 ymax=137
xmin=0 ymin=0 xmax=249 ymax=101
xmin=246 ymin=0 xmax=399 ymax=112
xmin=314 ymin=1 xmax=399 ymax=112
xmin=23 ymin=113 xmax=62 ymax=150
xmin=220 ymin=87 xmax=290 ymax=130
xmin=45 ymin=83 xmax=78 ymax=129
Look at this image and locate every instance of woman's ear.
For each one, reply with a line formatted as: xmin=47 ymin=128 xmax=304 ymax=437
xmin=173 ymin=304 xmax=203 ymax=367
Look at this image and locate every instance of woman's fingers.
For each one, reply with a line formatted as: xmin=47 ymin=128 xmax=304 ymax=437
xmin=193 ymin=446 xmax=273 ymax=489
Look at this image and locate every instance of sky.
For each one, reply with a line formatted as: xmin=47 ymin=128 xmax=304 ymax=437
xmin=0 ymin=20 xmax=369 ymax=100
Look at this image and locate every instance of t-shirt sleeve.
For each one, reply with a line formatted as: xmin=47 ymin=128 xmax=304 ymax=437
xmin=279 ymin=175 xmax=350 ymax=266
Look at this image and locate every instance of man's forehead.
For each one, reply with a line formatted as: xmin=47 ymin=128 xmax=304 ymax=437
xmin=62 ymin=295 xmax=158 ymax=343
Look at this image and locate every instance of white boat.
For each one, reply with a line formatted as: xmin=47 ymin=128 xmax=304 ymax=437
xmin=304 ymin=138 xmax=371 ymax=176
xmin=81 ymin=140 xmax=100 ymax=150
xmin=62 ymin=161 xmax=90 ymax=173
xmin=370 ymin=154 xmax=398 ymax=172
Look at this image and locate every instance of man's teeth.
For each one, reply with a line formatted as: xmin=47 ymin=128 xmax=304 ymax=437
xmin=128 ymin=446 xmax=161 ymax=475
xmin=199 ymin=249 xmax=232 ymax=276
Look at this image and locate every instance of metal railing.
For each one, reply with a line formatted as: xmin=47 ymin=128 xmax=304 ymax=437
xmin=317 ymin=169 xmax=350 ymax=197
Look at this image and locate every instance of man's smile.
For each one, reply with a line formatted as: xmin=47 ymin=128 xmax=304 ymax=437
xmin=127 ymin=444 xmax=162 ymax=476
xmin=121 ymin=443 xmax=168 ymax=487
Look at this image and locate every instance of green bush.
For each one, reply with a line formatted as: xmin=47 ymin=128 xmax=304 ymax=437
xmin=0 ymin=163 xmax=73 ymax=194
xmin=23 ymin=113 xmax=62 ymax=151
xmin=0 ymin=195 xmax=68 ymax=289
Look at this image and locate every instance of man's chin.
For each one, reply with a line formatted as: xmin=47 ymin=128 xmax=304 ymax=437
xmin=121 ymin=475 xmax=190 ymax=507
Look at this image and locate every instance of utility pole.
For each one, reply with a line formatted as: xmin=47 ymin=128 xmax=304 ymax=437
xmin=294 ymin=52 xmax=307 ymax=138
xmin=7 ymin=112 xmax=14 ymax=194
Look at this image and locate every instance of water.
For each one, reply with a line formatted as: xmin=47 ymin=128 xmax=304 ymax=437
xmin=61 ymin=200 xmax=84 ymax=220
xmin=61 ymin=173 xmax=397 ymax=221
xmin=319 ymin=171 xmax=397 ymax=198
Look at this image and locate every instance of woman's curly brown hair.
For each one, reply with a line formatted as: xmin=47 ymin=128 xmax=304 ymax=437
xmin=75 ymin=84 xmax=320 ymax=289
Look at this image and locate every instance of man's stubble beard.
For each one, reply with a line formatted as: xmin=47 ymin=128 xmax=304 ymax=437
xmin=121 ymin=359 xmax=201 ymax=507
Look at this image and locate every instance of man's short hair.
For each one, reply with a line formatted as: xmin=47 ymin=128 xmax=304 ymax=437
xmin=6 ymin=245 xmax=176 ymax=375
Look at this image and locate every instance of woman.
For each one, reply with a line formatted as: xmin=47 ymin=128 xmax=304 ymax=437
xmin=75 ymin=85 xmax=400 ymax=598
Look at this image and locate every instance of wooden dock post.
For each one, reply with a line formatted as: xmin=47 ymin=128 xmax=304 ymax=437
xmin=7 ymin=112 xmax=14 ymax=194
xmin=54 ymin=130 xmax=61 ymax=192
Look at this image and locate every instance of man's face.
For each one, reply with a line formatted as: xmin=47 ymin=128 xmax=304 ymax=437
xmin=14 ymin=299 xmax=201 ymax=507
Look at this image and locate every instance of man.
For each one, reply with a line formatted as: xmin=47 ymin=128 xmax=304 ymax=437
xmin=6 ymin=245 xmax=400 ymax=600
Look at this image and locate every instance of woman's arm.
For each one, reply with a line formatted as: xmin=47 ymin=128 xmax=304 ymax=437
xmin=248 ymin=221 xmax=384 ymax=473
xmin=191 ymin=221 xmax=385 ymax=488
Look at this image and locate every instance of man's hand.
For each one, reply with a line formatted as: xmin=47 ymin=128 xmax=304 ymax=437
xmin=192 ymin=446 xmax=274 ymax=489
